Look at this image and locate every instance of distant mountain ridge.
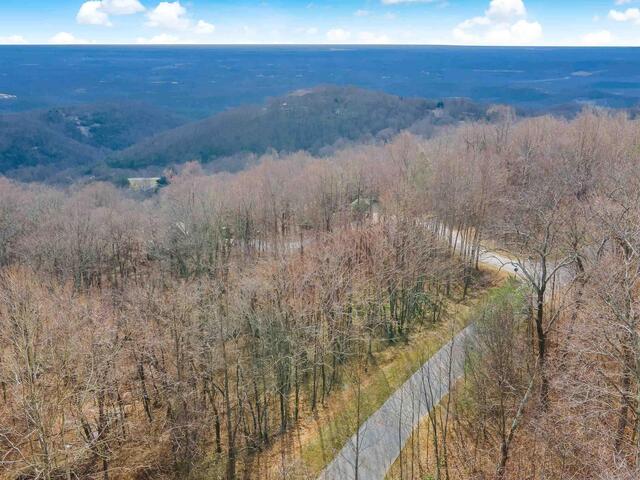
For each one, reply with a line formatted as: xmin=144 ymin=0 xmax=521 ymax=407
xmin=0 ymin=86 xmax=488 ymax=183
xmin=108 ymin=86 xmax=488 ymax=171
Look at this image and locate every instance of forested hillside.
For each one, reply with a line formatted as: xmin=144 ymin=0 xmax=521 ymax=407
xmin=0 ymin=86 xmax=489 ymax=183
xmin=107 ymin=86 xmax=486 ymax=170
xmin=0 ymin=103 xmax=184 ymax=182
xmin=2 ymin=110 xmax=640 ymax=479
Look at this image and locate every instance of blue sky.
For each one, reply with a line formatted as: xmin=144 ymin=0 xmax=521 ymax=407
xmin=1 ymin=0 xmax=639 ymax=45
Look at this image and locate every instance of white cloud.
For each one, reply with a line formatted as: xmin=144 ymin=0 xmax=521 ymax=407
xmin=145 ymin=1 xmax=215 ymax=36
xmin=508 ymin=19 xmax=542 ymax=41
xmin=146 ymin=1 xmax=190 ymax=30
xmin=101 ymin=0 xmax=145 ymax=15
xmin=453 ymin=0 xmax=542 ymax=45
xmin=355 ymin=9 xmax=370 ymax=17
xmin=454 ymin=20 xmax=541 ymax=45
xmin=195 ymin=20 xmax=215 ymax=35
xmin=77 ymin=1 xmax=112 ymax=26
xmin=76 ymin=0 xmax=144 ymax=26
xmin=49 ymin=32 xmax=90 ymax=44
xmin=580 ymin=30 xmax=613 ymax=46
xmin=486 ymin=0 xmax=526 ymax=19
xmin=326 ymin=28 xmax=352 ymax=42
xmin=0 ymin=35 xmax=28 ymax=45
xmin=358 ymin=31 xmax=391 ymax=43
xmin=615 ymin=0 xmax=634 ymax=5
xmin=323 ymin=29 xmax=392 ymax=44
xmin=136 ymin=33 xmax=182 ymax=44
xmin=609 ymin=8 xmax=640 ymax=24
xmin=457 ymin=16 xmax=491 ymax=29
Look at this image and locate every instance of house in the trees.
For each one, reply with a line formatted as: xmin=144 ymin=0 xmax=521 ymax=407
xmin=127 ymin=177 xmax=162 ymax=192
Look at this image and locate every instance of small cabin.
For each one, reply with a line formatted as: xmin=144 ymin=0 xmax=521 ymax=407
xmin=127 ymin=177 xmax=161 ymax=192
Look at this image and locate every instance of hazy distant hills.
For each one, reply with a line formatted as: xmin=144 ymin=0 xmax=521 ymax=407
xmin=0 ymin=86 xmax=488 ymax=183
xmin=4 ymin=47 xmax=640 ymax=118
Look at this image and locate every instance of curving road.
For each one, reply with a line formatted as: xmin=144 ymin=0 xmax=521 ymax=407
xmin=318 ymin=246 xmax=536 ymax=480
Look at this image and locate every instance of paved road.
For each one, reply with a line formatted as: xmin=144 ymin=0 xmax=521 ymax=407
xmin=263 ymin=225 xmax=565 ymax=480
xmin=318 ymin=244 xmax=538 ymax=480
xmin=318 ymin=324 xmax=475 ymax=480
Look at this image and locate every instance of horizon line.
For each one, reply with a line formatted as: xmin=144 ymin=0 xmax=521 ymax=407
xmin=1 ymin=43 xmax=639 ymax=48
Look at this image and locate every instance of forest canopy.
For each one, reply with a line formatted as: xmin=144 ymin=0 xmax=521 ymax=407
xmin=2 ymin=109 xmax=640 ymax=479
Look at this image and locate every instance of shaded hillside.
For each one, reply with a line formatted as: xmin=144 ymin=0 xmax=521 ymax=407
xmin=0 ymin=113 xmax=102 ymax=173
xmin=0 ymin=87 xmax=489 ymax=182
xmin=0 ymin=103 xmax=184 ymax=180
xmin=108 ymin=86 xmax=486 ymax=170
xmin=41 ymin=103 xmax=185 ymax=150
